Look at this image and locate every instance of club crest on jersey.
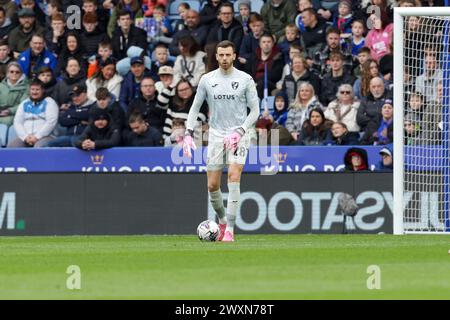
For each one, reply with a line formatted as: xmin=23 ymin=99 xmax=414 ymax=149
xmin=231 ymin=81 xmax=239 ymax=90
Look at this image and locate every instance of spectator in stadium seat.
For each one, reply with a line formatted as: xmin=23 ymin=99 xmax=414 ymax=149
xmin=415 ymin=53 xmax=443 ymax=104
xmin=127 ymin=77 xmax=166 ymax=133
xmin=343 ymin=147 xmax=369 ymax=172
xmin=111 ymin=10 xmax=147 ymax=60
xmin=333 ymin=0 xmax=353 ymax=36
xmin=312 ymin=27 xmax=354 ymax=79
xmin=107 ymin=0 xmax=143 ymax=38
xmin=356 ymin=77 xmax=390 ymax=132
xmin=248 ymin=33 xmax=284 ymax=99
xmin=124 ymin=112 xmax=163 ymax=146
xmin=37 ymin=66 xmax=57 ymax=98
xmin=155 ymin=65 xmax=174 ymax=95
xmin=159 ymin=78 xmax=208 ymax=140
xmin=172 ymin=36 xmax=206 ymax=88
xmin=277 ymin=43 xmax=304 ymax=91
xmin=163 ymin=117 xmax=185 ymax=147
xmin=260 ymin=0 xmax=297 ymax=41
xmin=87 ymin=40 xmax=114 ymax=79
xmin=0 ymin=62 xmax=29 ymax=127
xmin=86 ymin=57 xmax=123 ymax=102
xmin=353 ymin=47 xmax=370 ymax=78
xmin=364 ymin=10 xmax=393 ymax=63
xmin=320 ymin=51 xmax=356 ymax=106
xmin=0 ymin=39 xmax=13 ymax=81
xmin=404 ymin=113 xmax=423 ymax=146
xmin=52 ymin=57 xmax=86 ymax=107
xmin=44 ymin=12 xmax=66 ymax=57
xmin=0 ymin=0 xmax=17 ymax=21
xmin=238 ymin=13 xmax=265 ymax=69
xmin=360 ymin=98 xmax=393 ymax=145
xmin=46 ymin=0 xmax=64 ymax=31
xmin=277 ymin=24 xmax=302 ymax=65
xmin=285 ymin=82 xmax=323 ymax=141
xmin=169 ymin=10 xmax=208 ymax=56
xmin=172 ymin=2 xmax=189 ymax=33
xmin=18 ymin=33 xmax=57 ymax=79
xmin=300 ymin=8 xmax=328 ymax=60
xmin=376 ymin=145 xmax=393 ymax=172
xmin=89 ymin=87 xmax=125 ymax=131
xmin=296 ymin=107 xmax=332 ymax=145
xmin=255 ymin=117 xmax=296 ymax=146
xmin=421 ymin=80 xmax=443 ymax=144
xmin=324 ymin=83 xmax=360 ymax=132
xmin=323 ymin=121 xmax=359 ymax=146
xmin=46 ymin=83 xmax=96 ymax=147
xmin=353 ymin=59 xmax=389 ymax=100
xmin=206 ymin=3 xmax=244 ymax=55
xmin=262 ymin=90 xmax=289 ymax=127
xmin=119 ymin=56 xmax=157 ymax=112
xmin=82 ymin=0 xmax=109 ymax=34
xmin=75 ymin=107 xmax=121 ymax=150
xmin=80 ymin=12 xmax=109 ymax=59
xmin=17 ymin=0 xmax=46 ymax=27
xmin=142 ymin=0 xmax=168 ymax=18
xmin=0 ymin=6 xmax=14 ymax=40
xmin=282 ymin=55 xmax=321 ymax=104
xmin=55 ymin=32 xmax=87 ymax=77
xmin=199 ymin=0 xmax=226 ymax=27
xmin=8 ymin=8 xmax=45 ymax=58
xmin=8 ymin=78 xmax=58 ymax=148
xmin=150 ymin=43 xmax=174 ymax=76
xmin=235 ymin=0 xmax=251 ymax=36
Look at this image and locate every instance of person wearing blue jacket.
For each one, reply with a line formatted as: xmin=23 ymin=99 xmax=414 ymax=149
xmin=18 ymin=33 xmax=57 ymax=79
xmin=376 ymin=144 xmax=393 ymax=172
xmin=119 ymin=56 xmax=158 ymax=112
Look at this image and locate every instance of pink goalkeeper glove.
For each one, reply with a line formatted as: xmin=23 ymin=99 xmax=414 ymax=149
xmin=224 ymin=127 xmax=245 ymax=151
xmin=182 ymin=130 xmax=197 ymax=158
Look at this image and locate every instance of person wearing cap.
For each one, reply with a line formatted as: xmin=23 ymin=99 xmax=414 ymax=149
xmin=0 ymin=62 xmax=29 ymax=126
xmin=119 ymin=55 xmax=158 ymax=112
xmin=17 ymin=33 xmax=57 ymax=79
xmin=8 ymin=7 xmax=44 ymax=58
xmin=376 ymin=144 xmax=393 ymax=172
xmin=80 ymin=12 xmax=109 ymax=58
xmin=8 ymin=78 xmax=59 ymax=148
xmin=75 ymin=107 xmax=121 ymax=150
xmin=46 ymin=83 xmax=96 ymax=147
xmin=154 ymin=65 xmax=174 ymax=94
xmin=17 ymin=0 xmax=46 ymax=26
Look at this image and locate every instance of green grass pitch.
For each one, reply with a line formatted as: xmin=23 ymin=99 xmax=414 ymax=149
xmin=0 ymin=235 xmax=449 ymax=299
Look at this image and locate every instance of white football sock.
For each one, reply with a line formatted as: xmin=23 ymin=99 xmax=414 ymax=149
xmin=226 ymin=182 xmax=240 ymax=233
xmin=209 ymin=190 xmax=227 ymax=225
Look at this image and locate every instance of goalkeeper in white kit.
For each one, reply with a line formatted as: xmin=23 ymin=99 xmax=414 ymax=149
xmin=183 ymin=40 xmax=260 ymax=242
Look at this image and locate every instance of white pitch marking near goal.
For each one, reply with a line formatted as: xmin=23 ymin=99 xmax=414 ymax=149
xmin=394 ymin=7 xmax=450 ymax=234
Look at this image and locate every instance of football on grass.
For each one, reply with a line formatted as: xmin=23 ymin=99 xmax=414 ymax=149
xmin=197 ymin=220 xmax=220 ymax=241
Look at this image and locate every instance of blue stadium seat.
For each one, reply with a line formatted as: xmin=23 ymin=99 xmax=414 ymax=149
xmin=234 ymin=0 xmax=265 ymax=14
xmin=7 ymin=126 xmax=17 ymax=146
xmin=0 ymin=123 xmax=7 ymax=147
xmin=260 ymin=96 xmax=275 ymax=112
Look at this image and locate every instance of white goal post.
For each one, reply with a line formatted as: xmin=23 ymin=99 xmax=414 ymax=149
xmin=394 ymin=7 xmax=450 ymax=234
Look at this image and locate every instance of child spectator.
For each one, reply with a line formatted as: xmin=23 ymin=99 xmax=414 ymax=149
xmin=0 ymin=39 xmax=13 ymax=81
xmin=263 ymin=90 xmax=289 ymax=127
xmin=334 ymin=0 xmax=353 ymax=37
xmin=344 ymin=147 xmax=369 ymax=172
xmin=75 ymin=107 xmax=121 ymax=150
xmin=344 ymin=19 xmax=366 ymax=57
xmin=353 ymin=46 xmax=371 ymax=78
xmin=143 ymin=0 xmax=168 ymax=18
xmin=37 ymin=66 xmax=57 ymax=98
xmin=87 ymin=40 xmax=114 ymax=79
xmin=236 ymin=0 xmax=251 ymax=36
xmin=164 ymin=117 xmax=185 ymax=146
xmin=278 ymin=24 xmax=301 ymax=64
xmin=323 ymin=121 xmax=359 ymax=145
xmin=150 ymin=43 xmax=174 ymax=76
xmin=140 ymin=4 xmax=173 ymax=51
xmin=124 ymin=112 xmax=163 ymax=147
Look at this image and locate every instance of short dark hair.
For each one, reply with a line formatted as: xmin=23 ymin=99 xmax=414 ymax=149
xmin=219 ymin=2 xmax=234 ymax=12
xmin=357 ymin=47 xmax=371 ymax=55
xmin=37 ymin=66 xmax=53 ymax=75
xmin=216 ymin=40 xmax=236 ymax=53
xmin=249 ymin=12 xmax=263 ymax=24
xmin=96 ymin=87 xmax=111 ymax=100
xmin=99 ymin=39 xmax=112 ymax=49
xmin=0 ymin=7 xmax=6 ymax=15
xmin=260 ymin=33 xmax=275 ymax=42
xmin=179 ymin=2 xmax=190 ymax=10
xmin=30 ymin=78 xmax=45 ymax=88
xmin=302 ymin=8 xmax=316 ymax=17
xmin=128 ymin=112 xmax=145 ymax=124
xmin=117 ymin=10 xmax=131 ymax=18
xmin=326 ymin=27 xmax=341 ymax=37
xmin=0 ymin=38 xmax=8 ymax=47
xmin=329 ymin=50 xmax=344 ymax=61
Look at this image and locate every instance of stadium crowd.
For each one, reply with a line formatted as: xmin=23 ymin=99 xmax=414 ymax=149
xmin=0 ymin=0 xmax=443 ymax=151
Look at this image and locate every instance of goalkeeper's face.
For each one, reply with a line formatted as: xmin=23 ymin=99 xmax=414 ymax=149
xmin=216 ymin=46 xmax=236 ymax=71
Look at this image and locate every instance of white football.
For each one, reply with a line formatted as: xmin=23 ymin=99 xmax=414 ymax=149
xmin=197 ymin=220 xmax=220 ymax=241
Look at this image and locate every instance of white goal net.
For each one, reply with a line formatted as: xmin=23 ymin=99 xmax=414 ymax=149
xmin=394 ymin=7 xmax=450 ymax=234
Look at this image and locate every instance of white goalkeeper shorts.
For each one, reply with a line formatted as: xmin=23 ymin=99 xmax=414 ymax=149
xmin=206 ymin=133 xmax=251 ymax=171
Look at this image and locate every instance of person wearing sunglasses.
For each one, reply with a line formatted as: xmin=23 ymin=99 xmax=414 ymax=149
xmin=324 ymin=83 xmax=360 ymax=133
xmin=0 ymin=62 xmax=29 ymax=127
